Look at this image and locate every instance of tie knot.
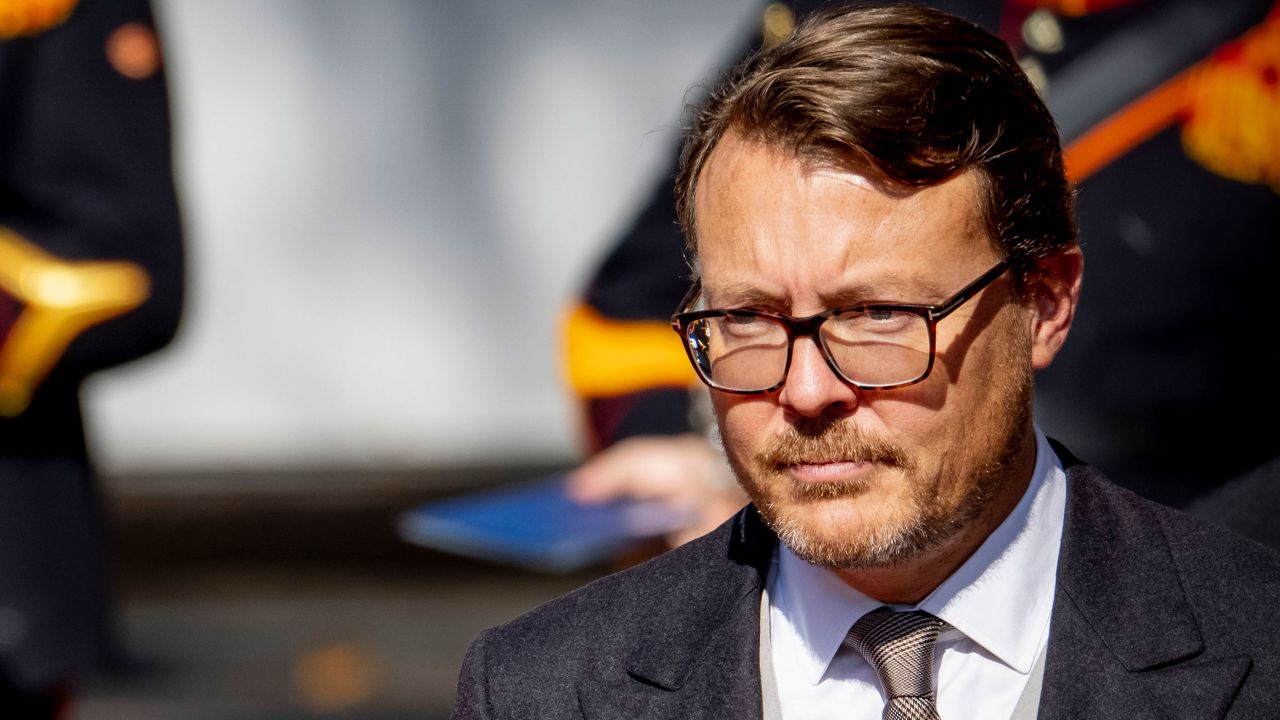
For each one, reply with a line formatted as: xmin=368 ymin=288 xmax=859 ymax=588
xmin=845 ymin=607 xmax=946 ymax=703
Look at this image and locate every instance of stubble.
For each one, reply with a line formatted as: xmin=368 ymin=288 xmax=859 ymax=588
xmin=729 ymin=351 xmax=1033 ymax=572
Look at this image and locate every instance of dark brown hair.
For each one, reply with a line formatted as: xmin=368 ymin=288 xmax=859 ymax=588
xmin=675 ymin=3 xmax=1076 ymax=276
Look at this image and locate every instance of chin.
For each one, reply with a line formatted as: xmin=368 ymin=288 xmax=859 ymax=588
xmin=762 ymin=495 xmax=961 ymax=570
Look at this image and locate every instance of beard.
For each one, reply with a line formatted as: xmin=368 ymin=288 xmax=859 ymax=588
xmin=727 ymin=356 xmax=1033 ymax=572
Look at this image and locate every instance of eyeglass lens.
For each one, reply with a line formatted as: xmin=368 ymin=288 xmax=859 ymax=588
xmin=684 ymin=308 xmax=933 ymax=392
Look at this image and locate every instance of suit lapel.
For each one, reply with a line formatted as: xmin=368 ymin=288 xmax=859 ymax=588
xmin=1039 ymin=454 xmax=1251 ymax=719
xmin=577 ymin=507 xmax=775 ymax=720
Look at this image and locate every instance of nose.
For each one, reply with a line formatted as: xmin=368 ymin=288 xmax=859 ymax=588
xmin=776 ymin=336 xmax=859 ymax=418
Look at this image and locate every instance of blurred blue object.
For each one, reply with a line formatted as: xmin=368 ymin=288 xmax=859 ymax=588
xmin=398 ymin=474 xmax=692 ymax=573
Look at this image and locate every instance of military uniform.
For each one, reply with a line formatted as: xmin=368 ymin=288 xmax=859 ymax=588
xmin=0 ymin=0 xmax=184 ymax=707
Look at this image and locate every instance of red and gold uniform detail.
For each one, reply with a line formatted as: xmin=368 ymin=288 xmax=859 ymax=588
xmin=1066 ymin=2 xmax=1280 ymax=190
xmin=0 ymin=228 xmax=151 ymax=416
xmin=0 ymin=0 xmax=78 ymax=39
xmin=1181 ymin=7 xmax=1280 ymax=191
xmin=1065 ymin=71 xmax=1195 ymax=181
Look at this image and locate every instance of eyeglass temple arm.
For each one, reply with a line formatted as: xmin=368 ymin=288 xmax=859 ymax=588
xmin=671 ymin=278 xmax=703 ymax=328
xmin=929 ymin=258 xmax=1014 ymax=320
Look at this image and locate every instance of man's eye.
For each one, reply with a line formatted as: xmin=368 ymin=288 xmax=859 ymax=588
xmin=720 ymin=315 xmax=770 ymax=337
xmin=830 ymin=309 xmax=916 ymax=336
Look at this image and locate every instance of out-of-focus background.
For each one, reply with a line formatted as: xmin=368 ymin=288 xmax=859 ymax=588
xmin=92 ymin=0 xmax=753 ymax=474
xmin=77 ymin=1 xmax=755 ymax=718
xmin=2 ymin=0 xmax=1275 ymax=717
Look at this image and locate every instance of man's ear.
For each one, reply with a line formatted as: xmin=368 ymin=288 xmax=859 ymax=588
xmin=1027 ymin=247 xmax=1084 ymax=371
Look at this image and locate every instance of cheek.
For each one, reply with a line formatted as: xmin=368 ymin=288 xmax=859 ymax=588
xmin=861 ymin=394 xmax=949 ymax=464
xmin=916 ymin=305 xmax=1032 ymax=418
xmin=712 ymin=393 xmax=772 ymax=455
xmin=860 ymin=373 xmax=951 ymax=439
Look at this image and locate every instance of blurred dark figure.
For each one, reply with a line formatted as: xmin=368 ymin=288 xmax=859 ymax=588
xmin=566 ymin=0 xmax=1280 ymax=538
xmin=0 ymin=0 xmax=184 ymax=715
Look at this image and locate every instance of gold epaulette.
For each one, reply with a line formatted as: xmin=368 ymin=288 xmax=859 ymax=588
xmin=0 ymin=228 xmax=150 ymax=416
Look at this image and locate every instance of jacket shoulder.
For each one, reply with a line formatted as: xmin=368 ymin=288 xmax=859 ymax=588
xmin=1069 ymin=463 xmax=1280 ymax=586
xmin=1064 ymin=463 xmax=1280 ymax=676
xmin=1040 ymin=462 xmax=1280 ymax=717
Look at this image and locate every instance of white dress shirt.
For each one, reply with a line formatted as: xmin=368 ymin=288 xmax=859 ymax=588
xmin=766 ymin=427 xmax=1068 ymax=720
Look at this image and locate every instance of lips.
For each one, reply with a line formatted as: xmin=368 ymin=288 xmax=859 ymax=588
xmin=785 ymin=459 xmax=878 ymax=483
xmin=771 ymin=449 xmax=901 ymax=470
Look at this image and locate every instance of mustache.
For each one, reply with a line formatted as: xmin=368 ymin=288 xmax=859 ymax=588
xmin=756 ymin=418 xmax=912 ymax=470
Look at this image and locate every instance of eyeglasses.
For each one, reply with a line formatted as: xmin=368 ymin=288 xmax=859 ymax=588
xmin=670 ymin=260 xmax=1013 ymax=394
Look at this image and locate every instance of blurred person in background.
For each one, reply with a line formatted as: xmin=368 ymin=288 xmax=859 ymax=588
xmin=567 ymin=0 xmax=1280 ymax=548
xmin=0 ymin=0 xmax=184 ymax=715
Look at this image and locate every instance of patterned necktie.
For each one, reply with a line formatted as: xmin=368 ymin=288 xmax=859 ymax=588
xmin=845 ymin=607 xmax=948 ymax=720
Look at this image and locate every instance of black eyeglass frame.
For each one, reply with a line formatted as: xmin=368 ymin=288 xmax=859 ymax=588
xmin=669 ymin=259 xmax=1014 ymax=395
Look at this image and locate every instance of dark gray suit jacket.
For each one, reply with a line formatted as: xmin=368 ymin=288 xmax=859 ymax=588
xmin=452 ymin=453 xmax=1280 ymax=719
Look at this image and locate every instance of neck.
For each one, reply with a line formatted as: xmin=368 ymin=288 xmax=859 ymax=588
xmin=832 ymin=429 xmax=1039 ymax=605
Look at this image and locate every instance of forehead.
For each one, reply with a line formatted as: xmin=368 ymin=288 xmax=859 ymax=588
xmin=692 ymin=133 xmax=996 ymax=308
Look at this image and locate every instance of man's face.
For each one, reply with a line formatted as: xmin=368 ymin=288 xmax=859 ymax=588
xmin=694 ymin=132 xmax=1048 ymax=571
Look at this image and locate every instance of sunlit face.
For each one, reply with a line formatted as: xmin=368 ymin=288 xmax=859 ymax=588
xmin=693 ymin=132 xmax=1041 ymax=570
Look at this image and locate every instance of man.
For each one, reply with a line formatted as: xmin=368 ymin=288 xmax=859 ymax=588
xmin=565 ymin=0 xmax=1280 ymax=528
xmin=453 ymin=6 xmax=1280 ymax=718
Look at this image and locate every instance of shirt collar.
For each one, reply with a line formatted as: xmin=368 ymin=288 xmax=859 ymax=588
xmin=769 ymin=426 xmax=1067 ymax=685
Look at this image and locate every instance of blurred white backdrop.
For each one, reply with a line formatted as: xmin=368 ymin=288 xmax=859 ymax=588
xmin=85 ymin=0 xmax=758 ymax=473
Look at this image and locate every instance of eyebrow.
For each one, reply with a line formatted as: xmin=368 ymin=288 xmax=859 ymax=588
xmin=702 ymin=283 xmax=786 ymax=309
xmin=819 ymin=278 xmax=950 ymax=306
xmin=704 ymin=277 xmax=951 ymax=312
